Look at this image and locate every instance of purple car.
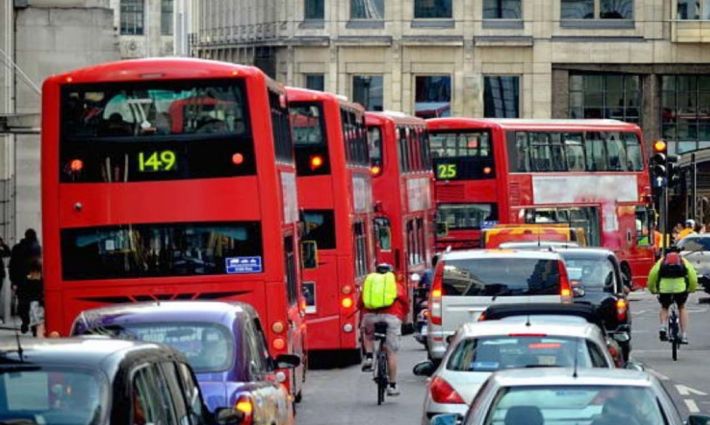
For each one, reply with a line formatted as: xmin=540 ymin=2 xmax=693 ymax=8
xmin=71 ymin=301 xmax=300 ymax=425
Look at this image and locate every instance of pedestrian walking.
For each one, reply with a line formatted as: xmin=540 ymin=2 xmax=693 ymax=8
xmin=17 ymin=258 xmax=44 ymax=337
xmin=9 ymin=228 xmax=42 ymax=333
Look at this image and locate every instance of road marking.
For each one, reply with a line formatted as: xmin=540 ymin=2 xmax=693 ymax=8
xmin=685 ymin=399 xmax=700 ymax=413
xmin=648 ymin=369 xmax=670 ymax=381
xmin=687 ymin=307 xmax=708 ymax=314
xmin=676 ymin=385 xmax=708 ymax=396
xmin=632 ymin=309 xmax=647 ymax=316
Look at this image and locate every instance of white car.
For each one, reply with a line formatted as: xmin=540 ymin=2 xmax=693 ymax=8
xmin=426 ymin=249 xmax=571 ymax=361
xmin=416 ymin=319 xmax=614 ymax=424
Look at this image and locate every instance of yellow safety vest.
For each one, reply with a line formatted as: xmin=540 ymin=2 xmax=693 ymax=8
xmin=362 ymin=272 xmax=397 ymax=310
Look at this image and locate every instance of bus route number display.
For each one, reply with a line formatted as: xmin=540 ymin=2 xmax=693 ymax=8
xmin=138 ymin=150 xmax=177 ymax=172
xmin=436 ymin=163 xmax=457 ymax=179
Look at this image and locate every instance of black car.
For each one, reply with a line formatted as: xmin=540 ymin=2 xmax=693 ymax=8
xmin=0 ymin=336 xmax=241 ymax=425
xmin=554 ymin=247 xmax=632 ymax=361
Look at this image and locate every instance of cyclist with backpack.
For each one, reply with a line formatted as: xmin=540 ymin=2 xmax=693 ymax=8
xmin=359 ymin=263 xmax=409 ymax=396
xmin=647 ymin=246 xmax=698 ymax=344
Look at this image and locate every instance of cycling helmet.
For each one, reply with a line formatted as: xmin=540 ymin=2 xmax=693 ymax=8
xmin=685 ymin=219 xmax=696 ymax=228
xmin=376 ymin=263 xmax=393 ymax=274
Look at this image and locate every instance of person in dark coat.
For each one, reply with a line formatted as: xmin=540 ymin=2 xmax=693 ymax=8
xmin=18 ymin=258 xmax=43 ymax=337
xmin=9 ymin=229 xmax=41 ymax=333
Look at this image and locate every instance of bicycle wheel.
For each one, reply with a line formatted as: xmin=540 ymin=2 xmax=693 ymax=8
xmin=377 ymin=351 xmax=388 ymax=405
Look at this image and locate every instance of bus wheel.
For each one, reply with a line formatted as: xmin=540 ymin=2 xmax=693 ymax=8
xmin=341 ymin=349 xmax=362 ymax=366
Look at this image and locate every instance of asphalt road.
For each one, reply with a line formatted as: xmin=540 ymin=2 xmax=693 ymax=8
xmin=298 ymin=290 xmax=710 ymax=425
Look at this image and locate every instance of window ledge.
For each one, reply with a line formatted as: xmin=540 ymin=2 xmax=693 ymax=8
xmin=482 ymin=19 xmax=524 ymax=29
xmin=411 ymin=19 xmax=455 ymax=29
xmin=299 ymin=20 xmax=325 ymax=29
xmin=560 ymin=19 xmax=635 ymax=29
xmin=345 ymin=20 xmax=385 ymax=29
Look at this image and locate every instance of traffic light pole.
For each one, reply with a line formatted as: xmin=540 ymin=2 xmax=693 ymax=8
xmin=663 ymin=182 xmax=669 ymax=254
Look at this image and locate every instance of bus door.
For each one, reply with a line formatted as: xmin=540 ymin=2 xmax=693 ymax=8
xmin=300 ymin=210 xmax=338 ymax=326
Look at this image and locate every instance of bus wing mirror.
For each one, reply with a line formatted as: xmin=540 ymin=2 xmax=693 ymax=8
xmin=301 ymin=240 xmax=318 ymax=269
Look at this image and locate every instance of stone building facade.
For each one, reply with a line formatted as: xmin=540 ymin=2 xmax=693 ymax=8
xmin=108 ymin=0 xmax=179 ymax=58
xmin=190 ymin=0 xmax=710 ymax=154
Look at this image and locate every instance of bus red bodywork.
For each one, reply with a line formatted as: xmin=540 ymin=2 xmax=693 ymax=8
xmin=42 ymin=58 xmax=306 ymax=395
xmin=428 ymin=118 xmax=655 ymax=288
xmin=287 ymin=87 xmax=374 ymax=360
xmin=366 ymin=111 xmax=435 ymax=325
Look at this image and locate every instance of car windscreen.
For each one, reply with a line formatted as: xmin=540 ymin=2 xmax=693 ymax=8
xmin=563 ymin=257 xmax=616 ymax=289
xmin=679 ymin=237 xmax=710 ymax=252
xmin=78 ymin=322 xmax=235 ymax=373
xmin=447 ymin=336 xmax=605 ymax=372
xmin=443 ymin=258 xmax=561 ymax=296
xmin=484 ymin=386 xmax=666 ymax=425
xmin=0 ymin=367 xmax=107 ymax=425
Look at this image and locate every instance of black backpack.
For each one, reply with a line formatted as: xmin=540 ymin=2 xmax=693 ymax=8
xmin=659 ymin=252 xmax=687 ymax=279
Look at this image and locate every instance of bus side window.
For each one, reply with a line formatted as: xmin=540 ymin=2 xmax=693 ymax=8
xmin=301 ymin=240 xmax=318 ymax=269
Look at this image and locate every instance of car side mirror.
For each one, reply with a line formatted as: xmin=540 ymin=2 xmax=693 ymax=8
xmin=215 ymin=407 xmax=243 ymax=425
xmin=687 ymin=415 xmax=710 ymax=425
xmin=430 ymin=413 xmax=462 ymax=425
xmin=413 ymin=360 xmax=436 ymax=377
xmin=274 ymin=354 xmax=301 ymax=369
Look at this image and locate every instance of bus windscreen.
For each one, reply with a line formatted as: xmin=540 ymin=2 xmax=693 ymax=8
xmin=60 ymin=79 xmax=255 ymax=182
xmin=61 ymin=221 xmax=263 ymax=280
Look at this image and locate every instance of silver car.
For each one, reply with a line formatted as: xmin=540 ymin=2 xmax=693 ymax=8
xmin=427 ymin=249 xmax=570 ymax=361
xmin=679 ymin=235 xmax=710 ymax=294
xmin=431 ymin=368 xmax=710 ymax=425
xmin=416 ymin=319 xmax=615 ymax=424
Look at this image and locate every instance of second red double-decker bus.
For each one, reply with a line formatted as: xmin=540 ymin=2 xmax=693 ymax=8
xmin=42 ymin=58 xmax=306 ymax=396
xmin=428 ymin=118 xmax=655 ymax=288
xmin=287 ymin=87 xmax=374 ymax=363
xmin=366 ymin=111 xmax=435 ymax=326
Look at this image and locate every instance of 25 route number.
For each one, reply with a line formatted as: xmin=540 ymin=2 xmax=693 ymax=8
xmin=437 ymin=164 xmax=457 ymax=179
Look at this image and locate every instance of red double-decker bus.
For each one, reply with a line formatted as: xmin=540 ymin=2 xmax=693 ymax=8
xmin=428 ymin=118 xmax=655 ymax=288
xmin=366 ymin=111 xmax=435 ymax=325
xmin=287 ymin=87 xmax=374 ymax=363
xmin=41 ymin=58 xmax=306 ymax=395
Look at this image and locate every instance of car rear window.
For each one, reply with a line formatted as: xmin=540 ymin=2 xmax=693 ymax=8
xmin=563 ymin=257 xmax=616 ymax=289
xmin=446 ymin=336 xmax=607 ymax=372
xmin=443 ymin=258 xmax=561 ymax=296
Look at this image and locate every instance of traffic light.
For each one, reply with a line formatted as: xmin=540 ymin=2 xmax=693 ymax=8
xmin=667 ymin=154 xmax=681 ymax=188
xmin=651 ymin=140 xmax=668 ymax=188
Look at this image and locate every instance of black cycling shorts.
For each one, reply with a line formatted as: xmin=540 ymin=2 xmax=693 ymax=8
xmin=658 ymin=292 xmax=689 ymax=309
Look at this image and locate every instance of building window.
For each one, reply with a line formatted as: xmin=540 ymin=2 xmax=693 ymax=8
xmin=484 ymin=76 xmax=520 ymax=118
xmin=483 ymin=0 xmax=521 ymax=19
xmin=414 ymin=0 xmax=452 ymax=18
xmin=661 ymin=75 xmax=710 ymax=154
xmin=305 ymin=0 xmax=325 ymax=20
xmin=353 ymin=76 xmax=384 ymax=111
xmin=678 ymin=0 xmax=710 ymax=19
xmin=161 ymin=0 xmax=173 ymax=36
xmin=351 ymin=0 xmax=384 ymax=19
xmin=120 ymin=0 xmax=144 ymax=35
xmin=568 ymin=74 xmax=641 ymax=124
xmin=305 ymin=74 xmax=325 ymax=91
xmin=415 ymin=76 xmax=451 ymax=119
xmin=561 ymin=0 xmax=632 ymax=19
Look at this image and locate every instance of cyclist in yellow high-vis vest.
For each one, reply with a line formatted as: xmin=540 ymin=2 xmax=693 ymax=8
xmin=358 ymin=263 xmax=408 ymax=397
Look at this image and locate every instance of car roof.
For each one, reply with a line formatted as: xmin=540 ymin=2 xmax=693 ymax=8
xmin=499 ymin=242 xmax=580 ymax=249
xmin=553 ymin=247 xmax=617 ymax=258
xmin=458 ymin=320 xmax=602 ymax=339
xmin=443 ymin=249 xmax=562 ymax=261
xmin=73 ymin=301 xmax=256 ymax=330
xmin=0 ymin=336 xmax=178 ymax=369
xmin=489 ymin=367 xmax=654 ymax=387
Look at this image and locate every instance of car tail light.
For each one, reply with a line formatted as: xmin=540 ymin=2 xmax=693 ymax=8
xmin=235 ymin=394 xmax=254 ymax=425
xmin=430 ymin=376 xmax=465 ymax=404
xmin=616 ymin=298 xmax=628 ymax=322
xmin=429 ymin=260 xmax=445 ymax=326
xmin=558 ymin=261 xmax=572 ymax=302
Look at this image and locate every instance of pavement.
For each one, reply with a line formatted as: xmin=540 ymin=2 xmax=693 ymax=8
xmin=298 ymin=290 xmax=710 ymax=424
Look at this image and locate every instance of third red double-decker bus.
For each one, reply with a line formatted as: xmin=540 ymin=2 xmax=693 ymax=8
xmin=42 ymin=58 xmax=306 ymax=396
xmin=287 ymin=87 xmax=374 ymax=363
xmin=366 ymin=111 xmax=435 ymax=326
xmin=428 ymin=118 xmax=655 ymax=288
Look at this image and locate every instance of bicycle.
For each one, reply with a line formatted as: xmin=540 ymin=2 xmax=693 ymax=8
xmin=668 ymin=302 xmax=681 ymax=361
xmin=372 ymin=321 xmax=389 ymax=405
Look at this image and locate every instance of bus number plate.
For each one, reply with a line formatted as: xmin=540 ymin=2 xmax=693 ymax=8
xmin=436 ymin=163 xmax=457 ymax=179
xmin=138 ymin=150 xmax=177 ymax=172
